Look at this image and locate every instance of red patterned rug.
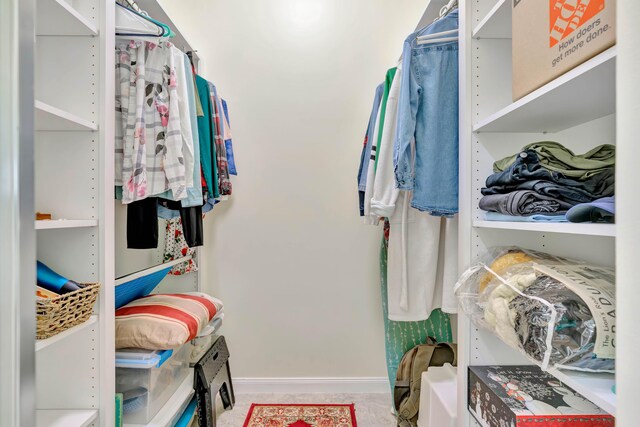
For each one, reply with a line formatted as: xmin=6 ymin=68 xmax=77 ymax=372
xmin=242 ymin=404 xmax=358 ymax=427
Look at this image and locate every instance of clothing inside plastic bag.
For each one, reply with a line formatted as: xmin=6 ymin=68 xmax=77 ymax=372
xmin=454 ymin=247 xmax=615 ymax=373
xmin=510 ymin=275 xmax=614 ymax=372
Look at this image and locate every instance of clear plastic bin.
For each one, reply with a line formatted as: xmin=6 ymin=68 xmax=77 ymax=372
xmin=188 ymin=316 xmax=223 ymax=364
xmin=116 ymin=344 xmax=191 ymax=424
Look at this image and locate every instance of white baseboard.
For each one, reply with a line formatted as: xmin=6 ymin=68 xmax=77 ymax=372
xmin=233 ymin=377 xmax=389 ymax=394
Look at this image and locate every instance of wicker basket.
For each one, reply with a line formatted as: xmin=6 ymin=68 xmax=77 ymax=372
xmin=36 ymin=283 xmax=100 ymax=340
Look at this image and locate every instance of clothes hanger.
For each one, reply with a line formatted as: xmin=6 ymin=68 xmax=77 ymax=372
xmin=416 ymin=36 xmax=458 ymax=45
xmin=115 ymin=2 xmax=174 ymax=41
xmin=415 ymin=0 xmax=459 ymax=44
xmin=438 ymin=0 xmax=458 ymax=20
xmin=125 ymin=2 xmax=175 ymax=39
xmin=398 ymin=0 xmax=459 ymax=59
xmin=116 ymin=3 xmax=163 ymax=35
xmin=417 ymin=29 xmax=458 ymax=41
xmin=142 ymin=12 xmax=175 ymax=38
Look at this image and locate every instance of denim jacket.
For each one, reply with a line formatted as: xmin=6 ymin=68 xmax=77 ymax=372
xmin=394 ymin=10 xmax=459 ymax=216
xmin=358 ymin=83 xmax=384 ymax=192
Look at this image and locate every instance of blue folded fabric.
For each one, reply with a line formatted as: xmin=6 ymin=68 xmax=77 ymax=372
xmin=484 ymin=212 xmax=568 ymax=222
xmin=566 ymin=196 xmax=615 ymax=223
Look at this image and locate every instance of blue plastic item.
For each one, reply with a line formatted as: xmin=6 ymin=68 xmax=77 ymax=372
xmin=37 ymin=261 xmax=82 ymax=294
xmin=174 ymin=397 xmax=198 ymax=427
xmin=115 ymin=267 xmax=171 ymax=309
xmin=115 ymin=348 xmax=175 ymax=369
xmin=123 ymin=387 xmax=148 ymax=415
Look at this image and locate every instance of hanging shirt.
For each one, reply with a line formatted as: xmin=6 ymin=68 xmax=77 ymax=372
xmin=394 ymin=11 xmax=459 ymax=216
xmin=195 ymin=75 xmax=219 ymax=199
xmin=173 ymin=47 xmax=195 ymax=192
xmin=357 ymin=124 xmax=370 ymax=216
xmin=157 ymin=52 xmax=204 ymax=215
xmin=192 ymin=72 xmax=205 ymax=117
xmin=180 ymin=52 xmax=203 ymax=205
xmin=363 ymin=69 xmax=396 ymax=225
xmin=221 ymin=99 xmax=237 ymax=176
xmin=358 ymin=84 xmax=384 ymax=193
xmin=371 ymin=65 xmax=401 ymax=218
xmin=363 ymin=100 xmax=383 ymax=226
xmin=116 ymin=41 xmax=188 ymax=204
xmin=374 ymin=68 xmax=397 ymax=173
xmin=209 ymin=82 xmax=232 ymax=196
xmin=171 ymin=46 xmax=195 ymax=198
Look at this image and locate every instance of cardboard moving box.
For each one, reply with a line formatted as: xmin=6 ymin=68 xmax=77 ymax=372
xmin=512 ymin=0 xmax=616 ymax=101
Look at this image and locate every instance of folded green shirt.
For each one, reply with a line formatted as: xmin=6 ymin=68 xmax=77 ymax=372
xmin=493 ymin=141 xmax=615 ymax=180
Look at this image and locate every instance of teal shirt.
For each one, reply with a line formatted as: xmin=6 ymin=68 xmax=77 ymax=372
xmin=196 ymin=75 xmax=219 ymax=198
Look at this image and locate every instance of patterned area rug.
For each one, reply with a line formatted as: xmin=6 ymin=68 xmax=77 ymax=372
xmin=242 ymin=404 xmax=358 ymax=427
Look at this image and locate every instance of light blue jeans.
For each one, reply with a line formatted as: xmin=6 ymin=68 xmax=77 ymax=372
xmin=394 ymin=11 xmax=459 ymax=216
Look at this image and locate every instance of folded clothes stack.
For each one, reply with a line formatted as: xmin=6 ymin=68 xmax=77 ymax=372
xmin=479 ymin=141 xmax=616 ymax=223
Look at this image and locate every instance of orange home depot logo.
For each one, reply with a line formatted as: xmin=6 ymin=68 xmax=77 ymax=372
xmin=549 ymin=0 xmax=605 ymax=47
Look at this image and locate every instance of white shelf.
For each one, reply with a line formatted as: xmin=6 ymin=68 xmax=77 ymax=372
xmin=35 ymin=101 xmax=98 ymax=132
xmin=37 ymin=0 xmax=98 ymax=36
xmin=36 ymin=409 xmax=98 ymax=427
xmin=115 ymin=256 xmax=193 ymax=286
xmin=36 ymin=219 xmax=99 ymax=230
xmin=124 ymin=371 xmax=195 ymax=427
xmin=548 ymin=369 xmax=616 ymax=415
xmin=473 ymin=47 xmax=616 ymax=133
xmin=473 ymin=220 xmax=616 ymax=237
xmin=36 ymin=315 xmax=98 ymax=352
xmin=472 ymin=0 xmax=511 ymax=39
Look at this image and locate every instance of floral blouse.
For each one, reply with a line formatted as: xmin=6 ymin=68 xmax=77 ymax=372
xmin=115 ymin=41 xmax=192 ymax=204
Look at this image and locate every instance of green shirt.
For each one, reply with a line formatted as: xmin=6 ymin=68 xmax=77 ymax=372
xmin=195 ymin=75 xmax=219 ymax=198
xmin=374 ymin=67 xmax=397 ymax=173
xmin=493 ymin=141 xmax=616 ymax=180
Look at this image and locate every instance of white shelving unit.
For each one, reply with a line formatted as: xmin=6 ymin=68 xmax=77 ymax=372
xmin=473 ymin=47 xmax=616 ymax=133
xmin=123 ymin=371 xmax=195 ymax=427
xmin=36 ymin=0 xmax=99 ymax=36
xmin=35 ymin=219 xmax=99 ymax=230
xmin=34 ymin=0 xmax=114 ymax=425
xmin=36 ymin=315 xmax=98 ymax=352
xmin=35 ymin=101 xmax=98 ymax=132
xmin=471 ymin=0 xmax=509 ymax=39
xmin=547 ymin=369 xmax=616 ymax=415
xmin=473 ymin=220 xmax=616 ymax=237
xmin=458 ymin=0 xmax=619 ymax=425
xmin=36 ymin=409 xmax=99 ymax=427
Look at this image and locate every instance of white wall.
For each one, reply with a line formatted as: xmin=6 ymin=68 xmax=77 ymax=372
xmin=162 ymin=0 xmax=427 ymax=379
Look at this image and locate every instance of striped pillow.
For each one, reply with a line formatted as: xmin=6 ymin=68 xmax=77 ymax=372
xmin=116 ymin=292 xmax=223 ymax=350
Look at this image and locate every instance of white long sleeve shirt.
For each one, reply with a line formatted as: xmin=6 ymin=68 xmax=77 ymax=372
xmin=370 ymin=62 xmax=402 ymax=218
xmin=172 ymin=46 xmax=195 ymax=190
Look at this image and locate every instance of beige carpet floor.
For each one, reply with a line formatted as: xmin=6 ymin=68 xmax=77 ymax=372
xmin=215 ymin=393 xmax=396 ymax=426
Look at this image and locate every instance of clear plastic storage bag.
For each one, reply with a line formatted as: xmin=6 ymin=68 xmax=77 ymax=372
xmin=455 ymin=247 xmax=615 ymax=373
